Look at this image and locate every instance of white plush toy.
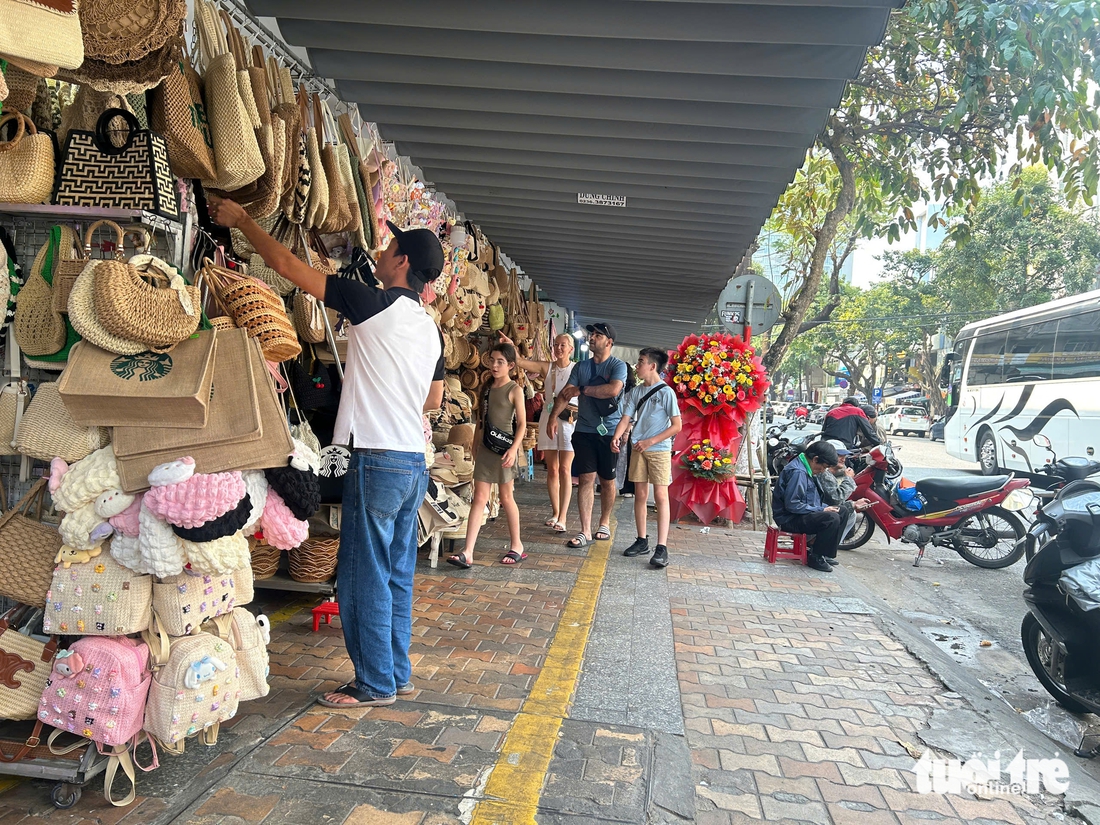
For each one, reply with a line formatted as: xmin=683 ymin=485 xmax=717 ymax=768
xmin=49 ymin=446 xmax=121 ymax=513
xmin=240 ymin=470 xmax=268 ymax=537
xmin=137 ymin=501 xmax=187 ymax=578
xmin=179 ymin=533 xmax=250 ymax=576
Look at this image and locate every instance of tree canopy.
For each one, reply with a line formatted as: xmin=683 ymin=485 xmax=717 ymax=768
xmin=760 ymin=0 xmax=1100 ymax=375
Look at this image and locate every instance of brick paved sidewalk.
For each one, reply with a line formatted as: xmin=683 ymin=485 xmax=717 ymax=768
xmin=0 ymin=474 xmax=1088 ymax=824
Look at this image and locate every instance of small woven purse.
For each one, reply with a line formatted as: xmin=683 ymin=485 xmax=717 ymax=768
xmin=293 ymin=291 xmax=326 ymax=344
xmin=197 ymin=260 xmax=301 ymax=363
xmin=14 ymin=383 xmax=110 ymax=463
xmin=93 ymin=255 xmax=201 ymax=350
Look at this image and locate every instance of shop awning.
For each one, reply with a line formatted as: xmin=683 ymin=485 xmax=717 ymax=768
xmin=245 ymin=0 xmax=901 ymax=347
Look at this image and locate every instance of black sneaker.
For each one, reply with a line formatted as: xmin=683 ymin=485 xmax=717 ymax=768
xmin=825 ymin=557 xmax=839 ymax=567
xmin=623 ymin=537 xmax=650 ymax=557
xmin=807 ymin=554 xmax=833 ymax=572
xmin=650 ymin=546 xmax=669 ymax=568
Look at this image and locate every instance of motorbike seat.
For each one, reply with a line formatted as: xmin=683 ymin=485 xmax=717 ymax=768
xmin=915 ymin=475 xmax=1010 ymax=501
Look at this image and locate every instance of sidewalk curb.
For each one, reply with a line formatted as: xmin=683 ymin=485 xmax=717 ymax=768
xmin=833 ymin=564 xmax=1100 ymax=817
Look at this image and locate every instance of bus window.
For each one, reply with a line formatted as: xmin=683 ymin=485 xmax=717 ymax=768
xmin=1003 ymin=320 xmax=1056 ymax=382
xmin=966 ymin=331 xmax=1007 ymax=387
xmin=1053 ymin=310 xmax=1100 ymax=381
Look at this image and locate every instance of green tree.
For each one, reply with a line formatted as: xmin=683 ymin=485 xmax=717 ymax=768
xmin=762 ymin=0 xmax=1100 ymax=375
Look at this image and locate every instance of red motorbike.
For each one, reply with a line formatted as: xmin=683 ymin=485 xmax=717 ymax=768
xmin=839 ymin=443 xmax=1033 ymax=568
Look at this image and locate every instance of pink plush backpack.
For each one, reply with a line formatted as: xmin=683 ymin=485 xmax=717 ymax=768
xmin=38 ymin=636 xmax=156 ymax=805
xmin=39 ymin=636 xmax=151 ymax=748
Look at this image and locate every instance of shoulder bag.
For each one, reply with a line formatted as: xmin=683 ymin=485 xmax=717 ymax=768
xmin=481 ymin=383 xmax=516 ymax=456
xmin=0 ymin=479 xmax=63 ymax=608
xmin=0 ymin=112 xmax=55 ymax=204
xmin=148 ymin=37 xmax=216 ymax=181
xmin=0 ymin=606 xmax=58 ymax=722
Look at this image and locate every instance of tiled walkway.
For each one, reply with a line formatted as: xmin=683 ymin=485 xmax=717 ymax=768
xmin=0 ymin=475 xmax=1088 ymax=824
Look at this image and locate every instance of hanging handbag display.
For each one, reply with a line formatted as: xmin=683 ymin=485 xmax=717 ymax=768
xmin=0 ymin=0 xmax=84 ymax=70
xmin=0 ymin=112 xmax=56 ymax=204
xmin=0 ymin=606 xmax=58 ymax=722
xmin=54 ymin=108 xmax=179 ymax=220
xmin=192 ymin=0 xmax=263 ymax=192
xmin=0 ymin=479 xmax=63 ymax=609
xmin=148 ymin=39 xmax=216 ymax=181
xmin=301 ymin=86 xmax=328 ymax=230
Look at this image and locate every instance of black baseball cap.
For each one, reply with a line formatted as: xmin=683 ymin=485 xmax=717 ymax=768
xmin=585 ymin=322 xmax=617 ymax=341
xmin=386 ymin=220 xmax=445 ymax=285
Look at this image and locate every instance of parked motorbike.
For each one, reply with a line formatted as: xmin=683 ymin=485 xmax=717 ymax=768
xmin=1023 ymin=434 xmax=1100 ymax=561
xmin=766 ymin=423 xmax=820 ymax=477
xmin=839 ymin=442 xmax=1033 ymax=568
xmin=1021 ymin=480 xmax=1100 ymax=754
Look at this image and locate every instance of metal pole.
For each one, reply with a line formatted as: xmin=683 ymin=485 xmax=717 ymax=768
xmin=743 ymin=279 xmax=755 ymax=343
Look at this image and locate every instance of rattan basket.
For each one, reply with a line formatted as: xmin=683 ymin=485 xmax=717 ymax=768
xmin=249 ymin=537 xmax=280 ymax=580
xmin=288 ymin=537 xmax=338 ymax=583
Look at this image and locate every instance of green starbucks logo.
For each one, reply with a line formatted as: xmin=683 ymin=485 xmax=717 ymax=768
xmin=110 ymin=353 xmax=173 ymax=382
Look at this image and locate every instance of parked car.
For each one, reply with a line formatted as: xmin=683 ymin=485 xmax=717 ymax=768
xmin=809 ymin=404 xmax=832 ymax=424
xmin=929 ymin=416 xmax=946 ymax=441
xmin=883 ymin=406 xmax=931 ymax=437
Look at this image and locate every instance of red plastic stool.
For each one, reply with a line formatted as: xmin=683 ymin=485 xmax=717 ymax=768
xmin=764 ymin=525 xmax=808 ymax=565
xmin=312 ymin=600 xmax=340 ymax=631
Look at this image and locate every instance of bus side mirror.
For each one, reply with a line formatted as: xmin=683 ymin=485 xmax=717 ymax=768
xmin=938 ymin=353 xmax=958 ymax=386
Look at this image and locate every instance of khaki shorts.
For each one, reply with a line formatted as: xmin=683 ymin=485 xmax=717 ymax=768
xmin=628 ymin=447 xmax=671 ymax=487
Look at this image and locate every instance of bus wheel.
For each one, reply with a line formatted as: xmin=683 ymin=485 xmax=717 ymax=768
xmin=978 ymin=430 xmax=999 ymax=476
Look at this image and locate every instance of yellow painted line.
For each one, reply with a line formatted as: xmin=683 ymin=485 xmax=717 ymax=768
xmin=0 ymin=777 xmax=21 ymax=795
xmin=470 ymin=515 xmax=615 ymax=825
xmin=267 ymin=596 xmax=319 ymax=627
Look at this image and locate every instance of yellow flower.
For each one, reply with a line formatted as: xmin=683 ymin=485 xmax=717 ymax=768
xmin=692 ymin=443 xmax=701 ymax=450
xmin=723 ymin=457 xmax=732 ymax=464
xmin=702 ymin=439 xmax=710 ymax=444
xmin=704 ymin=395 xmax=713 ymax=403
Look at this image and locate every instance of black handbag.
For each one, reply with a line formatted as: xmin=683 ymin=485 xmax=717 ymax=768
xmin=481 ymin=384 xmax=515 ymax=456
xmin=285 ymin=347 xmax=336 ymax=411
xmin=54 ymin=108 xmax=179 ymax=220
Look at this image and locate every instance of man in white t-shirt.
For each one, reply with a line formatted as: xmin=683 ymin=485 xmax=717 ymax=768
xmin=209 ymin=197 xmax=443 ymax=707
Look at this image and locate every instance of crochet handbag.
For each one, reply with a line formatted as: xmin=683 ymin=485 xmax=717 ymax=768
xmin=0 ymin=606 xmax=58 ymax=722
xmin=148 ymin=38 xmax=216 ymax=181
xmin=197 ymin=260 xmax=300 ymax=363
xmin=55 ymin=108 xmax=179 ymax=219
xmin=92 ymin=255 xmax=200 ymax=350
xmin=293 ymin=291 xmax=326 ymax=344
xmin=43 ymin=553 xmax=153 ymax=636
xmin=14 ymin=228 xmax=68 ymax=357
xmin=0 ymin=479 xmax=63 ymax=609
xmin=0 ymin=0 xmax=83 ymax=70
xmin=15 ymin=382 xmax=110 ymax=463
xmin=151 ymin=567 xmax=250 ymax=637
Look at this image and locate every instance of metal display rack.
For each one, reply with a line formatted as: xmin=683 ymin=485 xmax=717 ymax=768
xmin=0 ymin=723 xmax=109 ymax=809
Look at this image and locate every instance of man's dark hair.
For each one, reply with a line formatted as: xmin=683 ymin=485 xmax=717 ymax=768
xmin=805 ymin=441 xmax=840 ymax=467
xmin=490 ymin=342 xmax=517 ymax=364
xmin=843 ymin=396 xmax=860 ymax=406
xmin=639 ymin=347 xmax=669 ymax=373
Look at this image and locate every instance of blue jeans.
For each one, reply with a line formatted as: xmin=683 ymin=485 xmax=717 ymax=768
xmin=337 ymin=450 xmax=428 ymax=698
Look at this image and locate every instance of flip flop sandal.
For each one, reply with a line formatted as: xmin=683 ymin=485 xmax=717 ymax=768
xmin=545 ymin=517 xmax=559 ymax=527
xmin=551 ymin=521 xmax=567 ymax=533
xmin=566 ymin=533 xmax=591 ymax=549
xmin=500 ymin=549 xmax=528 ymax=565
xmin=446 ymin=554 xmax=472 ymax=570
xmin=317 ymin=682 xmax=396 ymax=708
xmin=595 ymin=526 xmax=611 ymax=541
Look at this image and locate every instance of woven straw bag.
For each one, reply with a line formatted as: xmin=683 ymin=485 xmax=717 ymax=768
xmin=315 ymin=99 xmax=351 ymax=234
xmin=0 ymin=607 xmax=59 ymax=721
xmin=93 ymin=256 xmax=201 ymax=350
xmin=14 ymin=228 xmax=68 ymax=356
xmin=148 ymin=40 xmax=216 ymax=180
xmin=0 ymin=479 xmax=63 ymax=609
xmin=288 ymin=537 xmax=338 ymax=583
xmin=0 ymin=113 xmax=55 ymax=204
xmin=53 ymin=219 xmax=124 ymax=316
xmin=3 ymin=64 xmax=40 ymax=112
xmin=301 ymin=88 xmax=328 ymax=230
xmin=0 ymin=382 xmax=27 ymax=456
xmin=67 ymin=261 xmax=148 ymax=355
xmin=193 ymin=0 xmax=263 ymax=192
xmin=198 ymin=261 xmax=301 ymax=363
xmin=15 ymin=383 xmax=110 ymax=463
xmin=293 ymin=291 xmax=326 ymax=344
xmin=249 ymin=253 xmax=295 ymax=296
xmin=0 ymin=0 xmax=83 ymax=70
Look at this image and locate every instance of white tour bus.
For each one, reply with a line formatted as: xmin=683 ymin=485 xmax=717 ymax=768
xmin=943 ymin=289 xmax=1100 ymax=475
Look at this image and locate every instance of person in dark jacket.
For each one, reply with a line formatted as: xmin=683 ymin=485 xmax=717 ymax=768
xmin=821 ymin=397 xmax=881 ymax=451
xmin=772 ymin=441 xmax=843 ymax=572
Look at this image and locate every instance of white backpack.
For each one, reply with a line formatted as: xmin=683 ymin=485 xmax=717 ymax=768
xmin=211 ymin=608 xmax=270 ymax=702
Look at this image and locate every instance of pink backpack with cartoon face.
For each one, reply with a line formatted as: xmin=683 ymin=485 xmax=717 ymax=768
xmin=38 ymin=635 xmax=151 ymax=749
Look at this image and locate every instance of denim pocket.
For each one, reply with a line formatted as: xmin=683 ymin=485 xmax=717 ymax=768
xmin=363 ymin=461 xmax=416 ymax=519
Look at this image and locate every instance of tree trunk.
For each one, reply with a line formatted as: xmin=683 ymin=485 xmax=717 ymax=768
xmin=763 ymin=129 xmax=856 ymax=375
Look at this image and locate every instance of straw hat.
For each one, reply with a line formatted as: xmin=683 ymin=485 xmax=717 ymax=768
xmin=60 ymin=29 xmax=184 ymax=94
xmin=80 ymin=0 xmax=188 ymax=65
xmin=448 ymin=423 xmax=474 ymax=454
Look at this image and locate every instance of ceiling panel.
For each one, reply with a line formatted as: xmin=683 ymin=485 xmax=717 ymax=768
xmin=248 ymin=0 xmax=899 ymax=347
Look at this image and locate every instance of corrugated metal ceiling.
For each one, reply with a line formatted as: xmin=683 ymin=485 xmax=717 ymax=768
xmin=246 ymin=0 xmax=900 ymax=346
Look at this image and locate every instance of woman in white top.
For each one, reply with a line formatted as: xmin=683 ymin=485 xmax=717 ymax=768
xmin=500 ymin=332 xmax=577 ymax=532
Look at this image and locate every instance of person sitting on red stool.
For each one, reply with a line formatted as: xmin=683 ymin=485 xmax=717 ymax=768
xmin=772 ymin=441 xmax=843 ymax=572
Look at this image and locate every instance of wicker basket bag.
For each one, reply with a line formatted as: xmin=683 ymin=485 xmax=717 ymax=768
xmin=198 ymin=261 xmax=301 ymax=363
xmin=0 ymin=479 xmax=64 ymax=609
xmin=0 ymin=113 xmax=55 ymax=205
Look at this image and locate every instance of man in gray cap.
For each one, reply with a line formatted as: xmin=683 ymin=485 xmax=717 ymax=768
xmin=547 ymin=322 xmax=627 ymax=548
xmin=210 ymin=197 xmax=444 ymax=708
